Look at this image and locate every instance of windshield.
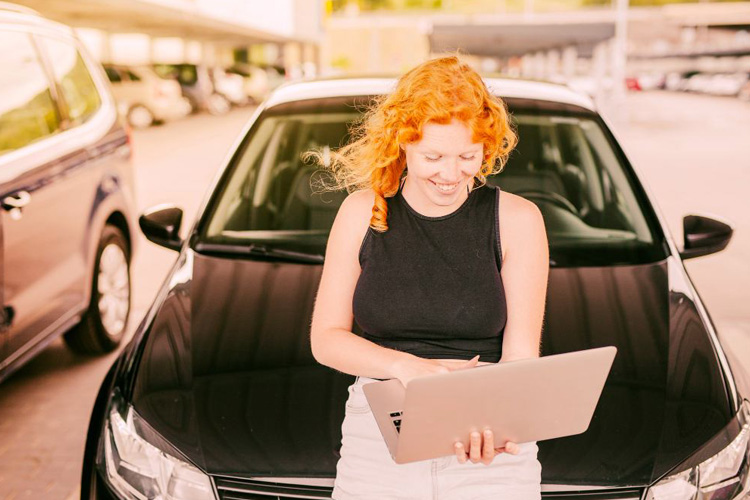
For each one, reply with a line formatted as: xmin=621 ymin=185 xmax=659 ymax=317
xmin=196 ymin=97 xmax=667 ymax=267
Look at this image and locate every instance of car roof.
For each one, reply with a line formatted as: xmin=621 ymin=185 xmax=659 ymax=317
xmin=264 ymin=76 xmax=597 ymax=112
xmin=0 ymin=5 xmax=75 ymax=37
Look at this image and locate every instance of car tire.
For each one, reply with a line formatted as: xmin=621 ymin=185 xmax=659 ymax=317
xmin=64 ymin=225 xmax=131 ymax=355
xmin=127 ymin=104 xmax=155 ymax=129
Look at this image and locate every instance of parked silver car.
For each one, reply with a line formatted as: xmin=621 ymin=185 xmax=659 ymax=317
xmin=103 ymin=64 xmax=191 ymax=128
xmin=0 ymin=3 xmax=137 ymax=382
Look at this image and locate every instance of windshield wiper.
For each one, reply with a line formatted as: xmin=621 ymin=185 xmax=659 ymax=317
xmin=194 ymin=242 xmax=324 ymax=264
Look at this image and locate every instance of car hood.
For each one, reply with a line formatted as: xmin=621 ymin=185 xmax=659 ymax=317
xmin=129 ymin=249 xmax=733 ymax=488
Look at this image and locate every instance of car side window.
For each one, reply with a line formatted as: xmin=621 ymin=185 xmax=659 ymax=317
xmin=0 ymin=30 xmax=61 ymax=157
xmin=37 ymin=36 xmax=102 ymax=127
xmin=104 ymin=66 xmax=122 ymax=83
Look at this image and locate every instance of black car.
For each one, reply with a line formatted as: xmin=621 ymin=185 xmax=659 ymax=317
xmin=81 ymin=77 xmax=749 ymax=500
xmin=0 ymin=4 xmax=137 ymax=383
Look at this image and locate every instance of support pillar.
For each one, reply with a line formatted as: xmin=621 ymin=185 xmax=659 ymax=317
xmin=561 ymin=46 xmax=577 ymax=79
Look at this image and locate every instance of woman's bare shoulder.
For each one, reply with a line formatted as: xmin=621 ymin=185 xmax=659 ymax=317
xmin=344 ymin=188 xmax=377 ymax=212
xmin=330 ymin=188 xmax=376 ymax=248
xmin=339 ymin=188 xmax=377 ymax=225
xmin=498 ymin=189 xmax=541 ymax=219
xmin=497 ymin=189 xmax=546 ymax=257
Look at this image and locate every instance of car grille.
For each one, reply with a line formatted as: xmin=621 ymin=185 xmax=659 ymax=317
xmin=541 ymin=489 xmax=643 ymax=500
xmin=214 ymin=477 xmax=644 ymax=500
xmin=214 ymin=477 xmax=333 ymax=500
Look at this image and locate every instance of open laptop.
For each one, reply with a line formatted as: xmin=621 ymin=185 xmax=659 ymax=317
xmin=362 ymin=346 xmax=617 ymax=464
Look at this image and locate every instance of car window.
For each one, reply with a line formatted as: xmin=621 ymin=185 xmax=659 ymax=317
xmin=126 ymin=70 xmax=141 ymax=82
xmin=153 ymin=64 xmax=197 ymax=86
xmin=197 ymin=99 xmax=667 ymax=267
xmin=38 ymin=36 xmax=101 ymax=127
xmin=178 ymin=65 xmax=198 ymax=86
xmin=200 ymin=109 xmax=354 ymax=258
xmin=104 ymin=66 xmax=122 ymax=83
xmin=0 ymin=30 xmax=61 ymax=157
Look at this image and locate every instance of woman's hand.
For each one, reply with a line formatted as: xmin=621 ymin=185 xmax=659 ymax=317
xmin=454 ymin=430 xmax=520 ymax=465
xmin=391 ymin=355 xmax=480 ymax=387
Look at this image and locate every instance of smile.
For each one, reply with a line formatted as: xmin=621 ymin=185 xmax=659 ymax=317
xmin=431 ymin=180 xmax=459 ymax=193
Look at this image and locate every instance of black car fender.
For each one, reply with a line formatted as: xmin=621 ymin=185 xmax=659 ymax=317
xmin=79 ymin=356 xmax=122 ymax=499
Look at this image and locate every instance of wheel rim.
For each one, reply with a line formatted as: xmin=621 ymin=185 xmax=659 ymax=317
xmin=97 ymin=243 xmax=130 ymax=337
xmin=129 ymin=106 xmax=153 ymax=128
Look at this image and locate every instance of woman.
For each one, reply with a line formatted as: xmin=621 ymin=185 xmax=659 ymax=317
xmin=309 ymin=55 xmax=549 ymax=499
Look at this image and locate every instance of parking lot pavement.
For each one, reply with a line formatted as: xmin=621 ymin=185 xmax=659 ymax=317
xmin=0 ymin=91 xmax=747 ymax=500
xmin=0 ymin=322 xmax=137 ymax=500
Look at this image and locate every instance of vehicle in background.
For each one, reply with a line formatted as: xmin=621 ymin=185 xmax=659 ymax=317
xmin=705 ymin=72 xmax=750 ymax=97
xmin=682 ymin=72 xmax=749 ymax=97
xmin=0 ymin=3 xmax=137 ymax=383
xmin=81 ymin=76 xmax=749 ymax=500
xmin=153 ymin=63 xmax=230 ymax=115
xmin=634 ymin=72 xmax=665 ymax=91
xmin=684 ymin=72 xmax=714 ymax=93
xmin=209 ymin=67 xmax=248 ymax=107
xmin=625 ymin=76 xmax=642 ymax=91
xmin=665 ymin=70 xmax=700 ymax=92
xmin=226 ymin=63 xmax=272 ymax=104
xmin=102 ymin=64 xmax=191 ymax=128
xmin=263 ymin=64 xmax=286 ymax=89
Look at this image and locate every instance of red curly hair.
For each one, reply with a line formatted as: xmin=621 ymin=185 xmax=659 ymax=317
xmin=307 ymin=54 xmax=518 ymax=232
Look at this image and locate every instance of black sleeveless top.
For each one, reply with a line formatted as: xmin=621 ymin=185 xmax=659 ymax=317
xmin=352 ymin=178 xmax=507 ymax=363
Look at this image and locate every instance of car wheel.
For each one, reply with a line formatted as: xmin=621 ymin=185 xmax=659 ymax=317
xmin=64 ymin=225 xmax=131 ymax=354
xmin=207 ymin=94 xmax=230 ymax=115
xmin=127 ymin=104 xmax=155 ymax=129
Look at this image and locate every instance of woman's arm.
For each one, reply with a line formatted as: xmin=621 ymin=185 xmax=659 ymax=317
xmin=310 ymin=189 xmax=418 ymax=379
xmin=498 ymin=192 xmax=550 ymax=362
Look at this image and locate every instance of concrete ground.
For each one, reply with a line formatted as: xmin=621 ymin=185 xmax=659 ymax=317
xmin=0 ymin=90 xmax=747 ymax=500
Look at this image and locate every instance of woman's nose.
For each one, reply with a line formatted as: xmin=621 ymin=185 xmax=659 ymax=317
xmin=441 ymin=160 xmax=462 ymax=182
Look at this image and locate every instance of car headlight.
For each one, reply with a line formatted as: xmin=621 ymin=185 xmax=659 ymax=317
xmin=646 ymin=401 xmax=750 ymax=500
xmin=99 ymin=395 xmax=214 ymax=500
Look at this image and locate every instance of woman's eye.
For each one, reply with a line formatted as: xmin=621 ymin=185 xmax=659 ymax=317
xmin=424 ymin=155 xmax=475 ymax=161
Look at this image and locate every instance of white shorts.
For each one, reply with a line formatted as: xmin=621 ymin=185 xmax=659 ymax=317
xmin=332 ymin=376 xmax=542 ymax=500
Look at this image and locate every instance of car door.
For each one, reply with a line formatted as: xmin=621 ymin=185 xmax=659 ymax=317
xmin=0 ymin=28 xmax=68 ymax=370
xmin=0 ymin=30 xmax=103 ymax=368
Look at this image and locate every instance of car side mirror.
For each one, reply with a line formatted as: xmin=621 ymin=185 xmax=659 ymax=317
xmin=679 ymin=214 xmax=733 ymax=260
xmin=139 ymin=205 xmax=184 ymax=252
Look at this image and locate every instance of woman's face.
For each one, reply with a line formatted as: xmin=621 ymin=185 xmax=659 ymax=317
xmin=402 ymin=119 xmax=484 ymax=213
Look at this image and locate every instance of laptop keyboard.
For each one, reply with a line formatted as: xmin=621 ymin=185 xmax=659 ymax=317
xmin=390 ymin=411 xmax=403 ymax=433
